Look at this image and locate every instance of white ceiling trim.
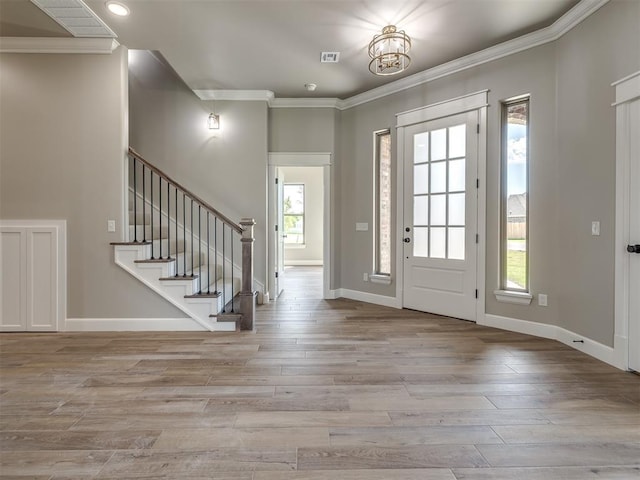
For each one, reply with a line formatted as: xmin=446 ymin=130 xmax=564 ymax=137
xmin=0 ymin=37 xmax=119 ymax=54
xmin=269 ymin=0 xmax=609 ymax=111
xmin=270 ymin=98 xmax=342 ymax=109
xmin=339 ymin=0 xmax=609 ymax=110
xmin=194 ymin=90 xmax=275 ymax=102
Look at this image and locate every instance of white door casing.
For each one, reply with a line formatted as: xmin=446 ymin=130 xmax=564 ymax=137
xmin=613 ymin=71 xmax=640 ymax=371
xmin=629 ymin=99 xmax=640 ymax=372
xmin=396 ymin=91 xmax=488 ymax=322
xmin=267 ymin=153 xmax=332 ymax=301
xmin=276 ymin=169 xmax=285 ymax=298
xmin=402 ymin=111 xmax=479 ymax=320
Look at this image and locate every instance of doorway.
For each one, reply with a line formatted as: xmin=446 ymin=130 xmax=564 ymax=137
xmin=396 ymin=91 xmax=487 ymax=321
xmin=402 ymin=111 xmax=479 ymax=320
xmin=613 ymin=71 xmax=640 ymax=372
xmin=268 ymin=153 xmax=331 ymax=302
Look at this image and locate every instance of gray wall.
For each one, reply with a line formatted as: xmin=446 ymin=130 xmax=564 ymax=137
xmin=269 ymin=108 xmax=336 ymax=153
xmin=268 ymin=107 xmax=341 ymax=288
xmin=554 ymin=0 xmax=640 ymax=343
xmin=0 ymin=47 xmax=186 ymax=318
xmin=128 ymin=50 xmax=269 ymax=290
xmin=336 ymin=0 xmax=639 ymax=346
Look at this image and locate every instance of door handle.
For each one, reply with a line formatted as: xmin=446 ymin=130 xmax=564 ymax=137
xmin=404 ymin=237 xmax=411 ymax=243
xmin=627 ymin=244 xmax=640 ymax=254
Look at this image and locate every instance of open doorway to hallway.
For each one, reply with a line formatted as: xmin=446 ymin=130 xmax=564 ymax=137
xmin=268 ymin=152 xmax=332 ymax=302
xmin=279 ymin=166 xmax=324 ymax=298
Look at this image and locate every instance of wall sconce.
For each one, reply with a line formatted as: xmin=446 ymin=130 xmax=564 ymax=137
xmin=208 ymin=113 xmax=220 ymax=130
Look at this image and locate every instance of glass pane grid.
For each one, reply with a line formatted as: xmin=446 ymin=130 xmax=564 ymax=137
xmin=412 ymin=124 xmax=467 ymax=260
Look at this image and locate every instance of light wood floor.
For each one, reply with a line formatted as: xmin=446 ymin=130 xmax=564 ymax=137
xmin=1 ymin=266 xmax=639 ymax=479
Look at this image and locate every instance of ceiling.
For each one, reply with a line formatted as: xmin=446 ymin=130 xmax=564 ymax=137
xmin=0 ymin=0 xmax=582 ymax=99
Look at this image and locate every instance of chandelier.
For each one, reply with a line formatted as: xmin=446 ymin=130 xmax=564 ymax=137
xmin=368 ymin=25 xmax=411 ymax=76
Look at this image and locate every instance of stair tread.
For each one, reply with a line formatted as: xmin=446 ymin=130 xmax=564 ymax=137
xmin=111 ymin=241 xmax=152 ymax=246
xmin=134 ymin=258 xmax=175 ymax=264
xmin=159 ymin=275 xmax=198 ymax=281
xmin=184 ymin=291 xmax=221 ymax=298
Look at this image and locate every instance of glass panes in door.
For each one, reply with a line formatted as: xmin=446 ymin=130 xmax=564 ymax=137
xmin=412 ymin=124 xmax=466 ymax=260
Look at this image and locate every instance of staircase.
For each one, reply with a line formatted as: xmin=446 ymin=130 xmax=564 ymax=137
xmin=111 ymin=148 xmax=256 ymax=332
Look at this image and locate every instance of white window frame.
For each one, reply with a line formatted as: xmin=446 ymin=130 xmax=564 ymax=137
xmin=372 ymin=129 xmax=392 ymax=284
xmin=283 ymin=183 xmax=305 ymax=245
xmin=495 ymin=95 xmax=532 ymax=305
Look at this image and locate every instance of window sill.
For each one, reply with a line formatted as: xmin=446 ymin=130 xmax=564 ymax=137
xmin=494 ymin=289 xmax=533 ymax=305
xmin=285 ymin=244 xmax=306 ymax=249
xmin=370 ymin=274 xmax=392 ymax=285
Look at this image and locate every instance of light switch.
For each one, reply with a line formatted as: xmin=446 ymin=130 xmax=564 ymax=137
xmin=356 ymin=222 xmax=369 ymax=231
xmin=107 ymin=220 xmax=116 ymax=232
xmin=591 ymin=221 xmax=600 ymax=236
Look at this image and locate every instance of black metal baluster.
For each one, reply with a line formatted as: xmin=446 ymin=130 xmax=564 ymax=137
xmin=159 ymin=176 xmax=163 ymax=259
xmin=198 ymin=205 xmax=202 ymax=294
xmin=142 ymin=165 xmax=146 ymax=242
xmin=231 ymin=228 xmax=234 ymax=312
xmin=167 ymin=181 xmax=171 ymax=259
xmin=214 ymin=218 xmax=218 ymax=294
xmin=182 ymin=193 xmax=186 ymax=277
xmin=190 ymin=198 xmax=194 ymax=276
xmin=133 ymin=158 xmax=137 ymax=242
xmin=150 ymin=171 xmax=154 ymax=259
xmin=175 ymin=186 xmax=178 ymax=277
xmin=206 ymin=213 xmax=210 ymax=294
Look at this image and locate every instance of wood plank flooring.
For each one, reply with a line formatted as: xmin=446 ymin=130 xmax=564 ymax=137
xmin=1 ymin=266 xmax=639 ymax=479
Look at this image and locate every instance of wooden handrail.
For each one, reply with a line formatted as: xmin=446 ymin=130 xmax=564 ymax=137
xmin=128 ymin=147 xmax=243 ymax=234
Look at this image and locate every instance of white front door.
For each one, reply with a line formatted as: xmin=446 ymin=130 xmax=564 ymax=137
xmin=402 ymin=111 xmax=479 ymax=321
xmin=627 ymin=98 xmax=640 ymax=372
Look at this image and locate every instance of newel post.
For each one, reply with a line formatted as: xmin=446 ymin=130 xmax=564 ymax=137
xmin=239 ymin=218 xmax=257 ymax=331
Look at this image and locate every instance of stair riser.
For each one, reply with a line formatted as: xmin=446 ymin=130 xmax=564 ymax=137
xmin=151 ymin=238 xmax=186 ymax=257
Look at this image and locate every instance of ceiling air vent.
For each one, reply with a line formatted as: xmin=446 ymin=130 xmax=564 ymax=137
xmin=30 ymin=0 xmax=116 ymax=38
xmin=321 ymin=52 xmax=340 ymax=63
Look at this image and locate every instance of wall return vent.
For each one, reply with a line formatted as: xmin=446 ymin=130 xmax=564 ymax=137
xmin=321 ymin=52 xmax=340 ymax=63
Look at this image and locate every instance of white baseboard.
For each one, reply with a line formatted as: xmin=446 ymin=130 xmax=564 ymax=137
xmin=284 ymin=260 xmax=323 ymax=266
xmin=331 ymin=288 xmax=402 ymax=309
xmin=64 ymin=318 xmax=207 ymax=332
xmin=481 ymin=314 xmax=626 ymax=370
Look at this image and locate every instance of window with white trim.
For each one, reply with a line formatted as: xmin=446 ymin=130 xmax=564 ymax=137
xmin=501 ymin=97 xmax=529 ymax=292
xmin=374 ymin=129 xmax=392 ymax=276
xmin=283 ymin=184 xmax=304 ymax=244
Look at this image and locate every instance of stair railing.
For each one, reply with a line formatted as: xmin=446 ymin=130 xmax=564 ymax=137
xmin=127 ymin=147 xmax=256 ymax=330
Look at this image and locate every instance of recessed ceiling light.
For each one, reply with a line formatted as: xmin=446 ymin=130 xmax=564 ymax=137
xmin=305 ymin=83 xmax=317 ymax=92
xmin=106 ymin=1 xmax=129 ymax=16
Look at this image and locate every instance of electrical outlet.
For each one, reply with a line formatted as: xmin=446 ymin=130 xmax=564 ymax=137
xmin=538 ymin=294 xmax=548 ymax=307
xmin=591 ymin=221 xmax=600 ymax=236
xmin=363 ymin=273 xmax=369 ymax=282
xmin=107 ymin=220 xmax=116 ymax=232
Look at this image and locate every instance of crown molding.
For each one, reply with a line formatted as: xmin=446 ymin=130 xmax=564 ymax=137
xmin=270 ymin=97 xmax=343 ymax=109
xmin=257 ymin=0 xmax=610 ymax=111
xmin=0 ymin=37 xmax=119 ymax=54
xmin=194 ymin=89 xmax=275 ymax=102
xmin=339 ymin=0 xmax=610 ymax=110
xmin=191 ymin=0 xmax=607 ymax=110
